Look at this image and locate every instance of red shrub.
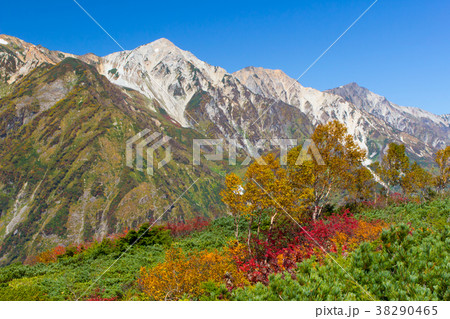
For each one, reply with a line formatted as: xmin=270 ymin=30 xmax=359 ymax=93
xmin=86 ymin=288 xmax=117 ymax=301
xmin=87 ymin=297 xmax=117 ymax=301
xmin=236 ymin=212 xmax=382 ymax=284
xmin=165 ymin=217 xmax=210 ymax=237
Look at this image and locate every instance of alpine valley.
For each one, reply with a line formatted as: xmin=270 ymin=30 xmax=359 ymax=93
xmin=0 ymin=34 xmax=448 ymax=264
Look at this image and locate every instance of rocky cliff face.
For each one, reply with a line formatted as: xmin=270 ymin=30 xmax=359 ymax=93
xmin=0 ymin=34 xmax=99 ymax=87
xmin=96 ymin=40 xmax=441 ymax=162
xmin=98 ymin=39 xmax=314 ymax=148
xmin=2 ymin=34 xmax=444 ymax=161
xmin=233 ymin=67 xmax=436 ymax=162
xmin=326 ymin=82 xmax=450 ymax=150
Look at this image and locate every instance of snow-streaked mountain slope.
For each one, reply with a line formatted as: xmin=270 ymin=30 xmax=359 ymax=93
xmin=97 ymin=39 xmax=315 ymax=145
xmin=0 ymin=35 xmax=444 ymax=162
xmin=326 ymin=82 xmax=450 ymax=150
xmin=441 ymin=114 xmax=450 ymax=125
xmin=99 ymin=38 xmax=227 ymax=126
xmin=233 ymin=67 xmax=434 ymax=161
xmin=98 ymin=39 xmax=436 ymax=161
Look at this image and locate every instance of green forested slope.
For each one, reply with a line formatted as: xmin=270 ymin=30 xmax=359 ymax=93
xmin=0 ymin=58 xmax=226 ymax=264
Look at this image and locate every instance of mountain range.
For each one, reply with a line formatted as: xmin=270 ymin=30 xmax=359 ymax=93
xmin=0 ymin=34 xmax=448 ymax=263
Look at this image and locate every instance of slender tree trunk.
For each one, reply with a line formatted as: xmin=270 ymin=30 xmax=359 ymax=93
xmin=256 ymin=213 xmax=263 ymax=238
xmin=269 ymin=212 xmax=278 ymax=233
xmin=234 ymin=215 xmax=240 ymax=240
xmin=263 ymin=212 xmax=279 ymax=248
xmin=247 ymin=216 xmax=253 ymax=254
xmin=386 ymin=184 xmax=390 ymax=205
xmin=313 ymin=204 xmax=321 ymax=220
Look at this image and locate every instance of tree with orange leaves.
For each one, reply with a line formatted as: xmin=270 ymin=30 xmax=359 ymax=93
xmin=221 ymin=153 xmax=302 ymax=247
xmin=347 ymin=166 xmax=377 ymax=203
xmin=138 ymin=247 xmax=247 ymax=300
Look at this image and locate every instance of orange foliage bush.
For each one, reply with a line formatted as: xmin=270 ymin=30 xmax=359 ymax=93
xmin=138 ymin=247 xmax=247 ymax=300
xmin=331 ymin=219 xmax=387 ymax=253
xmin=35 ymin=245 xmax=66 ymax=264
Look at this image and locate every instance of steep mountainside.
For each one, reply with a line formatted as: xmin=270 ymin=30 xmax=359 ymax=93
xmin=233 ymin=67 xmax=435 ymax=162
xmin=326 ymin=82 xmax=450 ymax=150
xmin=98 ymin=39 xmax=314 ymax=146
xmin=0 ymin=34 xmax=99 ymax=98
xmin=441 ymin=114 xmax=450 ymax=124
xmin=2 ymin=35 xmax=443 ymax=162
xmin=0 ymin=58 xmax=225 ymax=264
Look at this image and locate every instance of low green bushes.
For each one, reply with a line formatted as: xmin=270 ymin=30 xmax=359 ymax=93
xmin=232 ymin=225 xmax=449 ymax=301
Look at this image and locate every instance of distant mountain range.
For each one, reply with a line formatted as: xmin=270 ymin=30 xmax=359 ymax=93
xmin=2 ymin=34 xmax=448 ymax=159
xmin=0 ymin=34 xmax=448 ymax=263
xmin=326 ymin=82 xmax=449 ymax=150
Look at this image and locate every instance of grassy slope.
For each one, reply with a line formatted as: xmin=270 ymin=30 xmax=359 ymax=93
xmin=0 ymin=198 xmax=448 ymax=301
xmin=356 ymin=198 xmax=450 ymax=230
xmin=0 ymin=218 xmax=238 ymax=300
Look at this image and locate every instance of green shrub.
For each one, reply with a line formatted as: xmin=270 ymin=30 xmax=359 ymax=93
xmin=43 ymin=207 xmax=70 ymax=237
xmin=0 ymin=284 xmax=49 ymax=301
xmin=118 ymin=224 xmax=172 ymax=249
xmin=233 ymin=225 xmax=449 ymax=301
xmin=359 ymin=198 xmax=450 ymax=230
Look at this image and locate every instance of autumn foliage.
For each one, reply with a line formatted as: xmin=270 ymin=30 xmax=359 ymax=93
xmin=12 ymin=121 xmax=448 ymax=301
xmin=28 ymin=218 xmax=207 ymax=265
xmin=165 ymin=217 xmax=210 ymax=237
xmin=33 ymin=245 xmax=67 ymax=264
xmin=138 ymin=247 xmax=247 ymax=300
xmin=87 ymin=288 xmax=117 ymax=301
xmin=231 ymin=212 xmax=386 ymax=284
xmin=330 ymin=219 xmax=387 ymax=252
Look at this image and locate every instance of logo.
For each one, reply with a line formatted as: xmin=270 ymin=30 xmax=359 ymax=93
xmin=193 ymin=138 xmax=325 ymax=166
xmin=126 ymin=129 xmax=171 ymax=175
xmin=126 ymin=130 xmax=325 ymax=175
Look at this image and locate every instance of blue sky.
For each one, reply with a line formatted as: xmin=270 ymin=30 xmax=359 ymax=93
xmin=1 ymin=0 xmax=449 ymax=114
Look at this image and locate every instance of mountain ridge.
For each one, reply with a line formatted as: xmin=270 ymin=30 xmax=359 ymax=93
xmin=2 ymin=34 xmax=445 ymax=162
xmin=326 ymin=82 xmax=449 ymax=150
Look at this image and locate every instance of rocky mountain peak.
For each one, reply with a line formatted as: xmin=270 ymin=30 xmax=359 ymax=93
xmin=98 ymin=38 xmax=228 ymax=126
xmin=150 ymin=37 xmax=175 ymax=46
xmin=233 ymin=66 xmax=304 ymax=105
xmin=133 ymin=38 xmax=182 ymax=58
xmin=0 ymin=35 xmax=97 ymax=87
xmin=234 ymin=66 xmax=298 ymax=88
xmin=333 ymin=82 xmax=375 ymax=100
xmin=1 ymin=34 xmax=447 ymax=160
xmin=341 ymin=82 xmax=363 ymax=89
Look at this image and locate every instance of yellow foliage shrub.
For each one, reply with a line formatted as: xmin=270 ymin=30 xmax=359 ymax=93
xmin=331 ymin=220 xmax=387 ymax=252
xmin=138 ymin=247 xmax=247 ymax=300
xmin=226 ymin=240 xmax=248 ymax=262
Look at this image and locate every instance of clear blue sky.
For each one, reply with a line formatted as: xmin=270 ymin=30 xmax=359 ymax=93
xmin=1 ymin=0 xmax=449 ymax=114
